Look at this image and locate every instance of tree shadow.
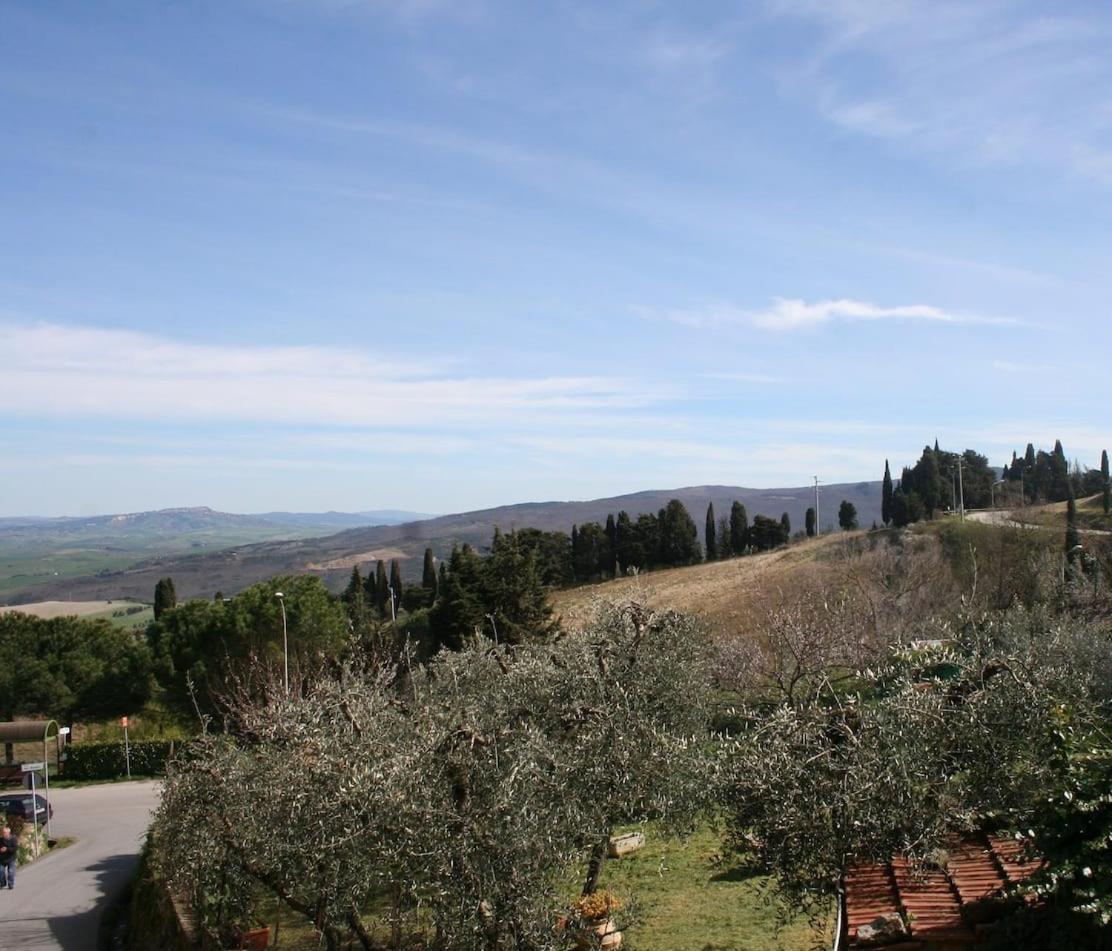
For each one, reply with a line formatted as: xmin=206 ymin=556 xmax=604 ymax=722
xmin=709 ymin=863 xmax=765 ymax=883
xmin=46 ymin=852 xmax=141 ymax=950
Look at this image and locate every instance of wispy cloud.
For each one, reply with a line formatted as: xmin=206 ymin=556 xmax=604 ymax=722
xmin=0 ymin=321 xmax=670 ymax=427
xmin=766 ymin=1 xmax=1112 ymax=184
xmin=638 ymin=297 xmax=1017 ymax=331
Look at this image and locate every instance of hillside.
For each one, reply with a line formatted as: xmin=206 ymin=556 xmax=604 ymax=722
xmin=1 ymin=481 xmax=880 ymax=604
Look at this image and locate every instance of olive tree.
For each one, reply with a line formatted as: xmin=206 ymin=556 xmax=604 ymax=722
xmin=151 ymin=600 xmax=717 ymax=950
xmin=719 ymin=605 xmax=1112 ymax=927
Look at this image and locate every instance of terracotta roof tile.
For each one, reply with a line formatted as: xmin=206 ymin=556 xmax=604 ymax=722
xmin=844 ymin=834 xmax=1043 ymax=948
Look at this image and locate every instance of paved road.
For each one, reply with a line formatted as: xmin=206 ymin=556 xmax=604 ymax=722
xmin=0 ymin=781 xmax=160 ymax=950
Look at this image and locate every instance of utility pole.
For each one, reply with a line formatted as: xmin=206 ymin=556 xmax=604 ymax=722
xmin=813 ymin=476 xmax=821 ymax=536
xmin=275 ymin=591 xmax=288 ymax=693
xmin=387 ymin=585 xmax=396 ymax=623
xmin=957 ymin=457 xmax=966 ymax=521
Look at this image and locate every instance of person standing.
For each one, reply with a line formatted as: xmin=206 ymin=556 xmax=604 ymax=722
xmin=0 ymin=824 xmax=18 ymax=889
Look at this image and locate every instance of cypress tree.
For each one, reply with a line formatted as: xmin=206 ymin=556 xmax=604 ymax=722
xmin=343 ymin=565 xmax=364 ymax=608
xmin=422 ymin=548 xmax=437 ymax=591
xmin=570 ymin=525 xmax=580 ymax=582
xmin=1102 ymin=449 xmax=1110 ymax=515
xmin=364 ymin=565 xmax=377 ymax=607
xmin=882 ymin=460 xmax=894 ymax=526
xmin=438 ymin=561 xmax=448 ymax=596
xmin=729 ymin=501 xmax=748 ymax=554
xmin=717 ymin=515 xmax=732 ymax=558
xmin=153 ymin=577 xmax=177 ymax=620
xmin=805 ymin=507 xmax=816 ymax=537
xmin=604 ymin=513 xmax=618 ymax=576
xmin=660 ymin=500 xmax=701 ymax=566
xmin=780 ymin=512 xmax=791 ymax=542
xmin=374 ymin=560 xmax=388 ymax=617
xmin=838 ymin=500 xmax=858 ymax=531
xmin=705 ymin=503 xmax=717 ymax=561
xmin=388 ymin=560 xmax=403 ymax=616
xmin=615 ymin=510 xmax=633 ymax=574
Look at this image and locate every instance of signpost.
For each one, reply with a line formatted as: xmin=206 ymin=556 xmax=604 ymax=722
xmin=121 ymin=716 xmax=131 ymax=779
xmin=20 ymin=762 xmax=47 ymax=850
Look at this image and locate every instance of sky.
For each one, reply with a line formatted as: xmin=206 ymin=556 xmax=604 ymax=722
xmin=2 ymin=0 xmax=1110 ymax=517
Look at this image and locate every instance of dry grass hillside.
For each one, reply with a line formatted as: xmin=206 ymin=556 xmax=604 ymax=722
xmin=552 ymin=527 xmax=961 ymax=651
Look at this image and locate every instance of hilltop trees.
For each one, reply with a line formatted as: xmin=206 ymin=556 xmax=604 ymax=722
xmin=805 ymin=507 xmax=816 ymax=537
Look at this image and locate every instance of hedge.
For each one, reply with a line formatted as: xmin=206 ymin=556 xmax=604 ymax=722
xmin=63 ymin=740 xmax=178 ymax=781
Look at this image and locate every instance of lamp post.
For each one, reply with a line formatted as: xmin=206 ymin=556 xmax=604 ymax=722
xmin=275 ymin=591 xmax=288 ymax=693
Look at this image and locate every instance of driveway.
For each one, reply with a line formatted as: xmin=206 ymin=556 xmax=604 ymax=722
xmin=0 ymin=780 xmax=160 ymax=950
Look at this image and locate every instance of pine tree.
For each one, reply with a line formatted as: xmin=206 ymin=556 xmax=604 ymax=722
xmin=882 ymin=460 xmax=894 ymax=526
xmin=1102 ymin=449 xmax=1110 ymax=516
xmin=153 ymin=577 xmax=177 ymax=620
xmin=705 ymin=503 xmax=717 ymax=561
xmin=805 ymin=507 xmax=816 ymax=537
xmin=388 ymin=560 xmax=403 ymax=617
xmin=374 ymin=560 xmax=388 ymax=617
xmin=729 ymin=501 xmax=748 ymax=555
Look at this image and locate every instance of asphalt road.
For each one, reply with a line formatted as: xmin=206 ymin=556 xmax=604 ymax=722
xmin=0 ymin=780 xmax=160 ymax=951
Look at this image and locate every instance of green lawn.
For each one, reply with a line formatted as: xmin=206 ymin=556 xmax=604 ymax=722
xmin=596 ymin=824 xmax=827 ymax=951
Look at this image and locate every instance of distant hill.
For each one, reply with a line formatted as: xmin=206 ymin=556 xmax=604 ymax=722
xmin=0 ymin=506 xmax=432 ymax=601
xmin=1 ymin=483 xmax=879 ymax=605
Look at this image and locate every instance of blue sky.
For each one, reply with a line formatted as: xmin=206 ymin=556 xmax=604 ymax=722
xmin=2 ymin=0 xmax=1110 ymax=516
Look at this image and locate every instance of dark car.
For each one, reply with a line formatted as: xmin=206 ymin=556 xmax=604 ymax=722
xmin=0 ymin=792 xmax=52 ymax=824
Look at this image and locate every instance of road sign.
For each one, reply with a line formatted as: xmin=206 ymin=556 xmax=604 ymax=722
xmin=120 ymin=716 xmax=129 ymax=727
xmin=21 ymin=762 xmax=45 ymax=773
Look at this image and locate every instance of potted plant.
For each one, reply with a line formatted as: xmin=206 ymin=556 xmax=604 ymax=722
xmin=571 ymin=891 xmax=623 ymax=949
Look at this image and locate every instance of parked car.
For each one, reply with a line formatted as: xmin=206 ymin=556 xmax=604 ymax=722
xmin=0 ymin=792 xmax=52 ymax=824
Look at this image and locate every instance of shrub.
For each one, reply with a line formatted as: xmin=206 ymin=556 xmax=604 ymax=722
xmin=64 ymin=741 xmax=178 ymax=781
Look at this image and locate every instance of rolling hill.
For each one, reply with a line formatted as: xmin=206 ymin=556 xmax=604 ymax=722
xmin=1 ymin=482 xmax=880 ymax=605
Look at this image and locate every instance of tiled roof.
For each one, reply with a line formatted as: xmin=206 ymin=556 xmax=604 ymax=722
xmin=844 ymin=833 xmax=1041 ymax=948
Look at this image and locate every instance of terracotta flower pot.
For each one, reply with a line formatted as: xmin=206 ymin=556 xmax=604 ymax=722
xmin=235 ymin=925 xmax=270 ymax=951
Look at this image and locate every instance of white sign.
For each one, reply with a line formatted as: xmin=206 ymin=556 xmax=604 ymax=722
xmin=21 ymin=762 xmax=44 ymax=773
xmin=58 ymin=727 xmax=71 ymax=736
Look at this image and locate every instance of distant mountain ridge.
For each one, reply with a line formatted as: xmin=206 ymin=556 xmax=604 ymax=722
xmin=2 ymin=482 xmax=880 ymax=605
xmin=0 ymin=506 xmax=433 ymax=534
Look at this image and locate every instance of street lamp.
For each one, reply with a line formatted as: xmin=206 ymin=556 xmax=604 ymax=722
xmin=990 ymin=479 xmax=1006 ymax=510
xmin=275 ymin=591 xmax=288 ymax=693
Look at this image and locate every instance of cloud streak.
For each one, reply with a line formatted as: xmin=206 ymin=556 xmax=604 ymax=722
xmin=640 ymin=297 xmax=1017 ymax=331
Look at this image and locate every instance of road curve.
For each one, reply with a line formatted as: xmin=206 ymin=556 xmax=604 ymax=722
xmin=0 ymin=780 xmax=160 ymax=950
